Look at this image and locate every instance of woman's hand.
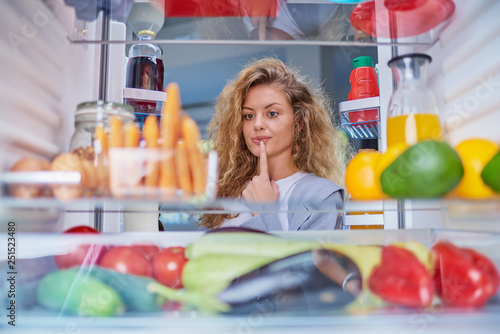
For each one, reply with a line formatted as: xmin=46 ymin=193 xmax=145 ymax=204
xmin=242 ymin=142 xmax=279 ymax=215
xmin=241 ymin=0 xmax=280 ymax=40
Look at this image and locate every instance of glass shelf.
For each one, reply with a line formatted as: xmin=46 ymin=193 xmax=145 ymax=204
xmin=64 ymin=0 xmax=454 ymax=47
xmin=1 ymin=196 xmax=499 ymax=222
xmin=3 ymin=197 xmax=498 ymax=234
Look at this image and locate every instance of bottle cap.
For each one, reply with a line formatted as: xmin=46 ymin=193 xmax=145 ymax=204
xmin=352 ymin=56 xmax=374 ymax=69
xmin=138 ymin=30 xmax=156 ymax=38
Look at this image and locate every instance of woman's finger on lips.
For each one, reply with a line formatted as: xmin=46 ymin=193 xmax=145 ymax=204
xmin=259 ymin=141 xmax=269 ymax=179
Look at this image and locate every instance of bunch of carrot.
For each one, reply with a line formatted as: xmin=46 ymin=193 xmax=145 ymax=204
xmin=96 ymin=83 xmax=207 ymax=198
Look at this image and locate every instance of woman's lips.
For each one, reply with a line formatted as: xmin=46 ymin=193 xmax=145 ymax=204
xmin=251 ymin=136 xmax=271 ymax=144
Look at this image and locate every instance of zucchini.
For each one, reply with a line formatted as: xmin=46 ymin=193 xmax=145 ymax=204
xmin=186 ymin=232 xmax=316 ymax=260
xmin=87 ymin=266 xmax=166 ymax=312
xmin=182 ymin=253 xmax=276 ymax=295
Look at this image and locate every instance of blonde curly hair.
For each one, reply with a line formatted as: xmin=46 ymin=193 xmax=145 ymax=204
xmin=200 ymin=57 xmax=348 ymax=229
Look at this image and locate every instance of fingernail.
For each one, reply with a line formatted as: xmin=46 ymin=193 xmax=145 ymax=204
xmin=260 ymin=141 xmax=264 ymax=146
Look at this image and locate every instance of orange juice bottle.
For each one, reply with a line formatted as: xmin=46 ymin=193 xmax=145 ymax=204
xmin=386 ymin=54 xmax=444 ymax=149
xmin=387 ymin=113 xmax=443 ymax=148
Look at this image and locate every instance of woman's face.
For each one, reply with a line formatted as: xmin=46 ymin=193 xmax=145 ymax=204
xmin=242 ymin=84 xmax=295 ymax=161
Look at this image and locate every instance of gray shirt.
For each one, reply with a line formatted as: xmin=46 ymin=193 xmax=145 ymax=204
xmin=240 ymin=174 xmax=344 ymax=231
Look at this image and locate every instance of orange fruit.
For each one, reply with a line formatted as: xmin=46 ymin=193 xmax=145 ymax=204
xmin=453 ymin=138 xmax=499 ymax=199
xmin=345 ymin=149 xmax=384 ymax=200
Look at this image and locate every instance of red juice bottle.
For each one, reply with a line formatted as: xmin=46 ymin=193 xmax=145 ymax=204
xmin=125 ymin=30 xmax=164 ymax=113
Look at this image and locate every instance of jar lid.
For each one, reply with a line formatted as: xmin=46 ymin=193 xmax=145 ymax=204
xmin=75 ymin=101 xmax=135 ymax=122
xmin=138 ymin=30 xmax=156 ymax=38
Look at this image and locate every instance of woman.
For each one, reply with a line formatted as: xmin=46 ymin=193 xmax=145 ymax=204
xmin=199 ymin=58 xmax=349 ymax=231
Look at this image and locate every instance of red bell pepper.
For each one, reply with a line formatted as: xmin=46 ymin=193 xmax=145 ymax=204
xmin=432 ymin=241 xmax=500 ymax=308
xmin=162 ymin=0 xmax=279 ymax=18
xmin=368 ymin=245 xmax=433 ymax=308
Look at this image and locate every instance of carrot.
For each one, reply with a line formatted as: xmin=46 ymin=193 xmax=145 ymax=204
xmin=159 ymin=156 xmax=177 ymax=193
xmin=144 ymin=115 xmax=159 ymax=148
xmin=143 ymin=115 xmax=160 ymax=189
xmin=94 ymin=125 xmax=108 ymax=156
xmin=181 ymin=114 xmax=206 ymax=196
xmin=161 ymin=82 xmax=181 ymax=149
xmin=108 ymin=115 xmax=123 ymax=148
xmin=175 ymin=140 xmax=193 ymax=196
xmin=159 ymin=83 xmax=181 ymax=190
xmin=121 ymin=122 xmax=141 ymax=192
xmin=124 ymin=122 xmax=140 ymax=147
xmin=93 ymin=125 xmax=110 ymax=196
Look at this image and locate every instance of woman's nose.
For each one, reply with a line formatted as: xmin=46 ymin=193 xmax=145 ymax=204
xmin=254 ymin=114 xmax=265 ymax=130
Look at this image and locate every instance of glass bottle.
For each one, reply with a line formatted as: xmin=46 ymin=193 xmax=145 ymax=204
xmin=125 ymin=30 xmax=165 ymax=112
xmin=386 ymin=53 xmax=443 ymax=149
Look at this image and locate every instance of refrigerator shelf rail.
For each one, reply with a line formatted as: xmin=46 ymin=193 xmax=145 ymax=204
xmin=339 ymin=97 xmax=380 ymax=139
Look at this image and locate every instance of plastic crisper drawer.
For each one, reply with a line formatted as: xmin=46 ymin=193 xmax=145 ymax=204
xmin=1 ymin=229 xmax=500 ymax=334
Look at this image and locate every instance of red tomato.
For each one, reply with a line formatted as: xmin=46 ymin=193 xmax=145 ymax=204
xmin=54 ymin=225 xmax=106 ymax=269
xmin=64 ymin=225 xmax=100 ymax=233
xmin=100 ymin=246 xmax=153 ymax=277
xmin=153 ymin=247 xmax=188 ymax=289
xmin=132 ymin=244 xmax=161 ymax=261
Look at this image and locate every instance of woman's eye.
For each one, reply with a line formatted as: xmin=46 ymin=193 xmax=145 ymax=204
xmin=243 ymin=114 xmax=254 ymax=120
xmin=268 ymin=111 xmax=278 ymax=118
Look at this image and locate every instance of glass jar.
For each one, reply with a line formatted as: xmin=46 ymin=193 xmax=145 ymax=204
xmin=386 ymin=53 xmax=443 ymax=149
xmin=69 ymin=101 xmax=135 ymax=197
xmin=69 ymin=101 xmax=135 ymax=152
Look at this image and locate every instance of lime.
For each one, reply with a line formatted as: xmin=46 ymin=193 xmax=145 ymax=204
xmin=380 ymin=140 xmax=463 ymax=198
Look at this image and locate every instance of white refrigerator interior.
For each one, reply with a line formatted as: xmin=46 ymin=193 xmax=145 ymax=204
xmin=0 ymin=0 xmax=500 ymax=332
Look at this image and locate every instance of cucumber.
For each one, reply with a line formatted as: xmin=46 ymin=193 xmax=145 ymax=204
xmin=87 ymin=267 xmax=166 ymax=312
xmin=36 ymin=268 xmax=123 ymax=317
xmin=185 ymin=232 xmax=316 ymax=260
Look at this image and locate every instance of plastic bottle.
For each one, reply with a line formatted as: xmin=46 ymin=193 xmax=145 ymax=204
xmin=347 ymin=56 xmax=379 ymax=124
xmin=125 ymin=30 xmax=164 ymax=113
xmin=348 ymin=56 xmax=379 ymax=100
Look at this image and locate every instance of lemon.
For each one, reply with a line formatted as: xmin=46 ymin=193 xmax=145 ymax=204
xmin=453 ymin=138 xmax=499 ymax=199
xmin=375 ymin=143 xmax=410 ymax=181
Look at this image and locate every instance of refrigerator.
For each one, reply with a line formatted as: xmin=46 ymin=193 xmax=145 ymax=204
xmin=0 ymin=0 xmax=499 ymax=332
